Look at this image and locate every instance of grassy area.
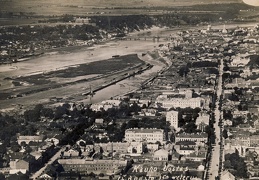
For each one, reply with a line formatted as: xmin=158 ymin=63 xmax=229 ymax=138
xmin=51 ymin=54 xmax=144 ymax=78
xmin=0 ymin=93 xmax=12 ymax=100
xmin=14 ymin=76 xmax=52 ymax=86
xmin=148 ymin=51 xmax=160 ymax=59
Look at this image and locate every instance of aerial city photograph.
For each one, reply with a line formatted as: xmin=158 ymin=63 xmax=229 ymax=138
xmin=1 ymin=0 xmax=259 ymax=179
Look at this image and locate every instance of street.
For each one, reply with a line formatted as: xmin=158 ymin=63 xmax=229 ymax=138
xmin=30 ymin=147 xmax=65 ymax=180
xmin=208 ymin=59 xmax=224 ymax=180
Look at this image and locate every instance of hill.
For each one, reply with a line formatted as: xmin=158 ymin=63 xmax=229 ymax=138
xmin=0 ymin=0 xmax=244 ymax=16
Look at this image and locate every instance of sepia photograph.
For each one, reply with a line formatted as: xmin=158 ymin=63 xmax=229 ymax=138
xmin=0 ymin=0 xmax=259 ymax=179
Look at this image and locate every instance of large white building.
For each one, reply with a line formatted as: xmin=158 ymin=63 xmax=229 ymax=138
xmin=230 ymin=54 xmax=250 ymax=67
xmin=124 ymin=128 xmax=164 ymax=143
xmin=195 ymin=112 xmax=210 ymax=126
xmin=58 ymin=159 xmax=127 ymax=174
xmin=17 ymin=135 xmax=44 ymax=145
xmin=90 ymin=99 xmax=121 ymax=111
xmin=175 ymin=132 xmax=208 ymax=145
xmin=128 ymin=142 xmax=143 ymax=154
xmin=166 ymin=110 xmax=179 ymax=129
xmin=156 ymin=96 xmax=202 ymax=109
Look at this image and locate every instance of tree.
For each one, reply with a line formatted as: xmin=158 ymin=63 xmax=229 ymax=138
xmin=178 ymin=66 xmax=189 ymax=77
xmin=223 ymin=129 xmax=228 ymax=139
xmin=21 ymin=124 xmax=37 ymax=135
xmin=24 ymin=110 xmax=40 ymax=122
xmin=7 ymin=173 xmax=29 ymax=180
xmin=0 ymin=145 xmax=7 ymax=155
xmin=49 ymin=121 xmax=60 ymax=129
xmin=238 ymin=102 xmax=248 ymax=111
xmin=20 ymin=141 xmax=27 ymax=147
xmin=88 ymin=172 xmax=96 ymax=178
xmin=129 ymin=102 xmax=141 ymax=115
xmin=54 ymin=105 xmax=69 ymax=119
xmin=0 ymin=173 xmax=5 ymax=179
xmin=223 ymin=110 xmax=233 ymax=120
xmin=228 ymin=93 xmax=239 ymax=101
xmin=41 ymin=108 xmax=54 ymax=119
xmin=225 ymin=152 xmax=248 ymax=178
xmin=232 ymin=117 xmax=244 ymax=127
xmin=183 ymin=122 xmax=198 ymax=133
xmin=79 ymin=141 xmax=86 ymax=147
xmin=10 ymin=143 xmax=21 ymax=152
xmin=224 ymin=160 xmax=232 ymax=169
xmin=23 ymin=105 xmax=42 ymax=122
xmin=126 ymin=120 xmax=139 ymax=129
xmin=24 ymin=145 xmax=32 ymax=154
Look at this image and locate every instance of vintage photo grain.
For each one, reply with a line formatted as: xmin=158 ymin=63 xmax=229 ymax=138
xmin=0 ymin=0 xmax=259 ymax=179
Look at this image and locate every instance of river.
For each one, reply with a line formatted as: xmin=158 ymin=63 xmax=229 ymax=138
xmin=75 ymin=22 xmax=259 ymax=104
xmin=79 ymin=58 xmax=163 ymax=104
xmin=0 ymin=22 xmax=257 ymax=111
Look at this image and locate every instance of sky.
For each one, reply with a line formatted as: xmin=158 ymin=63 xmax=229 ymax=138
xmin=243 ymin=0 xmax=259 ymax=6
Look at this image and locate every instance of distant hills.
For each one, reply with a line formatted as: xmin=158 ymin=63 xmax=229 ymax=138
xmin=0 ymin=0 xmax=246 ymax=12
xmin=0 ymin=0 xmax=257 ymax=18
xmin=1 ymin=0 xmax=244 ymax=8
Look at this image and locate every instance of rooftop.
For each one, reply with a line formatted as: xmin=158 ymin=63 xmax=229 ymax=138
xmin=175 ymin=141 xmax=196 ymax=146
xmin=58 ymin=159 xmax=127 ymax=165
xmin=17 ymin=135 xmax=44 ymax=141
xmin=125 ymin=128 xmax=164 ymax=134
xmin=154 ymin=149 xmax=169 ymax=156
xmin=176 ymin=133 xmax=208 ymax=138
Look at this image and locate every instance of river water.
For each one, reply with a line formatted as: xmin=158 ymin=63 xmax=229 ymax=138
xmin=1 ymin=23 xmax=257 ymax=110
xmin=0 ymin=27 xmax=169 ymax=110
xmin=79 ymin=22 xmax=259 ymax=104
xmin=80 ymin=61 xmax=163 ymax=104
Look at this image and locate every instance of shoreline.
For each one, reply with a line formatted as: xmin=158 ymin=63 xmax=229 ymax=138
xmin=0 ymin=21 xmax=256 ymax=67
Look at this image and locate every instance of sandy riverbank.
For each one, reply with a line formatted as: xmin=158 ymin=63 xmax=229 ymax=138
xmin=0 ymin=26 xmax=170 ymax=111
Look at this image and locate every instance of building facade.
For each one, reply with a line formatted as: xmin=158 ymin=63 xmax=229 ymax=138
xmin=175 ymin=133 xmax=208 ymax=145
xmin=125 ymin=128 xmax=164 ymax=143
xmin=58 ymin=159 xmax=127 ymax=174
xmin=17 ymin=135 xmax=44 ymax=145
xmin=9 ymin=160 xmax=29 ymax=174
xmin=156 ymin=96 xmax=202 ymax=109
xmin=153 ymin=149 xmax=168 ymax=161
xmin=166 ymin=110 xmax=179 ymax=129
